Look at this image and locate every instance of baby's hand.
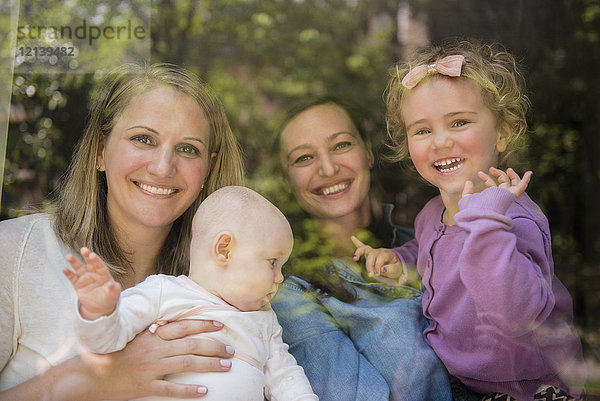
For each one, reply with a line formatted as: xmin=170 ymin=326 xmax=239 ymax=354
xmin=351 ymin=236 xmax=406 ymax=282
xmin=462 ymin=167 xmax=533 ymax=198
xmin=63 ymin=247 xmax=121 ymax=320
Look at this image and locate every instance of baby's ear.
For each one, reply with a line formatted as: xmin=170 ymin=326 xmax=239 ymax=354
xmin=213 ymin=231 xmax=233 ymax=265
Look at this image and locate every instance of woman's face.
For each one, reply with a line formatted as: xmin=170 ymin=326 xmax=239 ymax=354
xmin=98 ymin=85 xmax=214 ymax=234
xmin=280 ymin=103 xmax=374 ymax=221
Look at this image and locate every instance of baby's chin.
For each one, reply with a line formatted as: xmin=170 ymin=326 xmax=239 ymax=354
xmin=231 ymin=300 xmax=270 ymax=312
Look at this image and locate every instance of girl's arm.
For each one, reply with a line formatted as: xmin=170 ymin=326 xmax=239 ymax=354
xmin=351 ymin=236 xmax=419 ymax=285
xmin=390 ymin=238 xmax=419 ymax=275
xmin=0 ymin=320 xmax=234 ymax=401
xmin=455 ymin=185 xmax=555 ymax=336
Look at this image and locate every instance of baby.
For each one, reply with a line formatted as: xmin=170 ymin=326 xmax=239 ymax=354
xmin=64 ymin=186 xmax=317 ymax=401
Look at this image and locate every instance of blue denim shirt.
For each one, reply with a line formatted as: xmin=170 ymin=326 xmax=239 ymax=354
xmin=271 ymin=205 xmax=453 ymax=401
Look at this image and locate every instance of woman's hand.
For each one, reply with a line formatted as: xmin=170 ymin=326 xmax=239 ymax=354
xmin=0 ymin=320 xmax=234 ymax=401
xmin=97 ymin=319 xmax=234 ymax=400
xmin=351 ymin=236 xmax=406 ymax=282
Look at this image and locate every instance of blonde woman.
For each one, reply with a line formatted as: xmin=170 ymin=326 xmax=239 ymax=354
xmin=0 ymin=63 xmax=244 ymax=400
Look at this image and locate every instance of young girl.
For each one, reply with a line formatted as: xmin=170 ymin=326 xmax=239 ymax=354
xmin=352 ymin=39 xmax=585 ymax=401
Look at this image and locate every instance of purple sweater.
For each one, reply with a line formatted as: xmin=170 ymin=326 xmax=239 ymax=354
xmin=392 ymin=187 xmax=584 ymax=401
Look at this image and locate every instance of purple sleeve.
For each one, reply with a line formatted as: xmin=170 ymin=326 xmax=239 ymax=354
xmin=391 ymin=238 xmax=419 ymax=272
xmin=454 ymin=187 xmax=556 ymax=337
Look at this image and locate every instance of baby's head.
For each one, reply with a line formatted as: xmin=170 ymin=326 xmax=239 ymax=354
xmin=385 ymin=39 xmax=529 ymax=164
xmin=189 ymin=186 xmax=293 ymax=311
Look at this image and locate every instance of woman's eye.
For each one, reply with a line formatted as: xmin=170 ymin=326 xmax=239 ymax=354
xmin=293 ymin=154 xmax=312 ymax=164
xmin=132 ymin=135 xmax=153 ymax=145
xmin=268 ymin=258 xmax=277 ymax=266
xmin=177 ymin=143 xmax=200 ymax=155
xmin=333 ymin=141 xmax=352 ymax=151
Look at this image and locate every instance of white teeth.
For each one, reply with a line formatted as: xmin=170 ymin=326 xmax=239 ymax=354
xmin=433 ymin=158 xmax=462 ymax=167
xmin=139 ymin=183 xmax=176 ymax=195
xmin=437 ymin=164 xmax=463 ymax=173
xmin=322 ymin=182 xmax=349 ymax=195
xmin=433 ymin=158 xmax=464 ymax=173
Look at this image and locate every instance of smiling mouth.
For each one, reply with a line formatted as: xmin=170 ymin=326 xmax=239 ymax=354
xmin=316 ymin=181 xmax=351 ymax=196
xmin=433 ymin=158 xmax=465 ymax=173
xmin=135 ymin=182 xmax=178 ymax=195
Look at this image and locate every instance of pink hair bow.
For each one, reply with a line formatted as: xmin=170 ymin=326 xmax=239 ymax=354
xmin=401 ymin=55 xmax=465 ymax=89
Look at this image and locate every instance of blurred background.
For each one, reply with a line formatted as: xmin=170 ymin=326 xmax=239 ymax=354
xmin=2 ymin=0 xmax=599 ymax=394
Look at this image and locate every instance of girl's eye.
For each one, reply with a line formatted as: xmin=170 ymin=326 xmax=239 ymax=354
xmin=177 ymin=143 xmax=200 ymax=156
xmin=333 ymin=141 xmax=352 ymax=151
xmin=268 ymin=258 xmax=277 ymax=266
xmin=453 ymin=120 xmax=469 ymax=128
xmin=414 ymin=129 xmax=430 ymax=136
xmin=293 ymin=154 xmax=313 ymax=165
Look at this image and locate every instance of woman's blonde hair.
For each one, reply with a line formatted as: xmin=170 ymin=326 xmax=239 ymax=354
xmin=385 ymin=39 xmax=529 ymax=163
xmin=54 ymin=63 xmax=244 ymax=278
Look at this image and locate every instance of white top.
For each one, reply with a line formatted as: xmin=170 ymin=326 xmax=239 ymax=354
xmin=75 ymin=274 xmax=317 ymax=401
xmin=0 ymin=214 xmax=316 ymax=400
xmin=0 ymin=214 xmax=83 ymax=391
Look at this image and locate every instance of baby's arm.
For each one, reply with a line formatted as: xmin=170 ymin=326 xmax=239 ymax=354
xmin=63 ymin=247 xmax=121 ymax=320
xmin=351 ymin=236 xmax=408 ymax=284
xmin=264 ymin=312 xmax=318 ymax=400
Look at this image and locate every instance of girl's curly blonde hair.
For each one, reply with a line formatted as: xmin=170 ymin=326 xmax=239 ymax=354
xmin=385 ymin=39 xmax=529 ymax=163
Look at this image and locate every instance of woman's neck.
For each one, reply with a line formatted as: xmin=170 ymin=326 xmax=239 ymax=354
xmin=112 ymin=223 xmax=171 ymax=289
xmin=315 ymin=197 xmax=372 ymax=256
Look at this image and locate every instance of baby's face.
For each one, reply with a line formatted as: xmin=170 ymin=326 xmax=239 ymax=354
xmin=219 ymin=218 xmax=293 ymax=311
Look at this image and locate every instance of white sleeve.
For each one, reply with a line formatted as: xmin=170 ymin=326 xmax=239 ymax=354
xmin=264 ymin=311 xmax=318 ymax=401
xmin=0 ymin=218 xmax=22 ymax=371
xmin=75 ymin=275 xmax=164 ymax=353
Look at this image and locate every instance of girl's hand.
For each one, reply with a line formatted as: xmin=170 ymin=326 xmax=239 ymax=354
xmin=91 ymin=319 xmax=235 ymax=400
xmin=63 ymin=247 xmax=121 ymax=320
xmin=351 ymin=236 xmax=405 ymax=282
xmin=462 ymin=167 xmax=533 ymax=198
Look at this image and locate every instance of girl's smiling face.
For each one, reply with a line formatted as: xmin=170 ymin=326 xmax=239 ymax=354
xmin=98 ymin=85 xmax=214 ymax=235
xmin=402 ymin=77 xmax=507 ymax=205
xmin=279 ymin=103 xmax=374 ymax=222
